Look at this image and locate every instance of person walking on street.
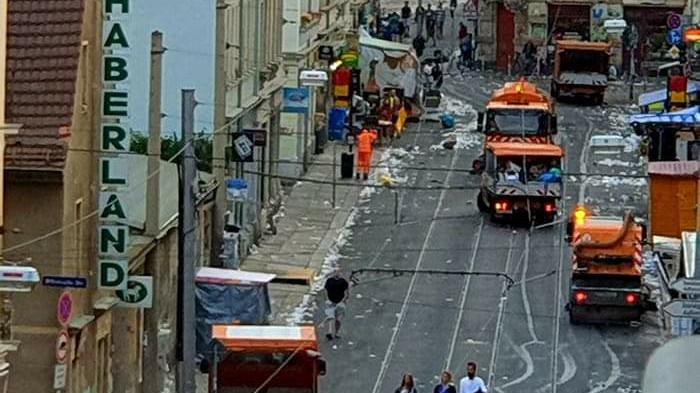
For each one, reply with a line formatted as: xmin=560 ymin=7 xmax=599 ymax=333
xmin=425 ymin=4 xmax=437 ymax=46
xmin=356 ymin=127 xmax=378 ymax=180
xmin=459 ymin=362 xmax=488 ymax=393
xmin=323 ymin=267 xmax=350 ymax=340
xmin=415 ymin=1 xmax=426 ymax=37
xmin=458 ymin=22 xmax=467 ymax=40
xmin=449 ymin=0 xmax=457 ymax=18
xmin=401 ymin=1 xmax=412 ymax=37
xmin=436 ymin=2 xmax=447 ymax=39
xmin=413 ymin=33 xmax=426 ymax=57
xmin=434 ymin=371 xmax=457 ymax=393
xmin=395 ymin=373 xmax=418 ymax=393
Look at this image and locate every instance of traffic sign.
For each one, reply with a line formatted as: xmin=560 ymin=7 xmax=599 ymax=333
xmin=56 ymin=330 xmax=69 ymax=364
xmin=668 ymin=45 xmax=680 ymax=59
xmin=57 ymin=291 xmax=72 ymax=326
xmin=667 ymin=12 xmax=682 ymax=30
xmin=670 ymin=278 xmax=700 ymax=295
xmin=668 ymin=29 xmax=682 ymax=45
xmin=662 ymin=299 xmax=700 ymax=317
xmin=54 ymin=363 xmax=67 ymax=389
xmin=116 ymin=276 xmax=153 ymax=308
xmin=231 ymin=132 xmax=254 ymax=162
xmin=43 ymin=276 xmax=87 ymax=289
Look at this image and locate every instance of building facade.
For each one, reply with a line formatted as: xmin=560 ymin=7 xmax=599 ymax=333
xmin=477 ymin=0 xmax=686 ymax=73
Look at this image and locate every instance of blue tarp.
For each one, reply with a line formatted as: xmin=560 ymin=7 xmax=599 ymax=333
xmin=629 ymin=106 xmax=700 ymax=125
xmin=638 ymin=81 xmax=700 ymax=107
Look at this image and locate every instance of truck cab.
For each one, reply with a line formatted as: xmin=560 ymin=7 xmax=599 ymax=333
xmin=566 ymin=209 xmax=647 ymax=324
xmin=476 ymin=142 xmax=563 ymax=224
xmin=210 ymin=325 xmax=325 ymax=393
xmin=476 ymin=79 xmax=558 ymax=142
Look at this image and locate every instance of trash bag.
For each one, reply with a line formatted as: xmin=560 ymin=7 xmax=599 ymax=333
xmin=440 ymin=112 xmax=455 ymax=128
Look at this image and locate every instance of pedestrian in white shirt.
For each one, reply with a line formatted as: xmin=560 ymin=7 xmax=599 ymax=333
xmin=459 ymin=362 xmax=487 ymax=393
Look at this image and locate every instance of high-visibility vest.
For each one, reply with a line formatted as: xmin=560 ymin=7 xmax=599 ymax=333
xmin=357 ymin=130 xmax=377 ymax=153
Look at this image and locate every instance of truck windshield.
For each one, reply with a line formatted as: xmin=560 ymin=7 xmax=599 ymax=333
xmin=486 ymin=109 xmax=547 ymax=135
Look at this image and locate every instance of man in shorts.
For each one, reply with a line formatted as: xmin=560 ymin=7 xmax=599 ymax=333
xmin=324 ymin=267 xmax=350 ymax=340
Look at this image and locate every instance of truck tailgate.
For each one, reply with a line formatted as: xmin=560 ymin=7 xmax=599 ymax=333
xmin=559 ymin=72 xmax=608 ymax=86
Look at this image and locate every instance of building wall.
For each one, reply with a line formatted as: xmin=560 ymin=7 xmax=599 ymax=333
xmin=0 ymin=0 xmax=6 ymax=123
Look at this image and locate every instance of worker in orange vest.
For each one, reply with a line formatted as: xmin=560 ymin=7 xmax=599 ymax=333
xmin=356 ymin=128 xmax=378 ymax=180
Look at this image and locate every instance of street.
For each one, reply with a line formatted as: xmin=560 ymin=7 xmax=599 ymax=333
xmin=316 ymin=9 xmax=662 ymax=393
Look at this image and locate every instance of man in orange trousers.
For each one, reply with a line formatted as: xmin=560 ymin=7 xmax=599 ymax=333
xmin=356 ymin=128 xmax=378 ymax=180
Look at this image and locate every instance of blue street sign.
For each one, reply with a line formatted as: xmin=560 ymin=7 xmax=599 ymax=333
xmin=668 ymin=29 xmax=682 ymax=45
xmin=42 ymin=276 xmax=88 ymax=288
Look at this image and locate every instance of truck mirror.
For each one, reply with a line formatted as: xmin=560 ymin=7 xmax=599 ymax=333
xmin=476 ymin=112 xmax=484 ymax=132
xmin=551 ymin=116 xmax=558 ymax=134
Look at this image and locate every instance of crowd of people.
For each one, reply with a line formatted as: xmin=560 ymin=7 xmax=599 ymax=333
xmin=324 ymin=269 xmax=489 ymax=393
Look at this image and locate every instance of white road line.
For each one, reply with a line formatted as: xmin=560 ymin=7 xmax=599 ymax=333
xmin=486 ymin=232 xmax=517 ymax=388
xmin=587 ymin=338 xmax=621 ymax=393
xmin=444 ymin=217 xmax=485 ymax=370
xmin=576 ymin=113 xmax=595 ymax=204
xmin=369 ymin=143 xmax=461 ymax=393
xmin=498 ymin=233 xmax=543 ymax=390
xmin=557 ymin=345 xmax=577 ymax=385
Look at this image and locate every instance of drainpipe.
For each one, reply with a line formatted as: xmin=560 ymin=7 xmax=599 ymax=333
xmin=254 ymin=0 xmax=262 ymax=93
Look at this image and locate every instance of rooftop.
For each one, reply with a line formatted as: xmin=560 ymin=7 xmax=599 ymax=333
xmin=4 ymin=0 xmax=85 ymax=169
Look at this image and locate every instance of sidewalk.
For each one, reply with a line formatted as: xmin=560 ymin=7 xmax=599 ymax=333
xmin=241 ymin=141 xmax=377 ymax=325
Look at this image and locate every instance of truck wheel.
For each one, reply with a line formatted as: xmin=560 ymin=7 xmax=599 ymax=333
xmin=476 ymin=191 xmax=488 ymax=213
xmin=568 ymin=309 xmax=580 ymax=325
xmin=550 ymin=82 xmax=559 ymax=99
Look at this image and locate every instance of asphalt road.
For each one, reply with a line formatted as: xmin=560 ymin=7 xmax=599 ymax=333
xmin=316 ymin=11 xmax=662 ymax=393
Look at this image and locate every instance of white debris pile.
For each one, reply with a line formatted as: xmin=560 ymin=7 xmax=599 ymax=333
xmin=283 ymin=208 xmax=358 ymax=325
xmin=605 ymin=108 xmax=632 ymax=131
xmin=431 ymin=123 xmax=482 ymax=150
xmin=441 ymin=96 xmax=473 ymax=117
xmin=642 ymin=251 xmax=662 ymax=303
xmin=623 ymin=134 xmax=642 ymax=153
xmin=596 ymin=158 xmax=634 ymax=167
xmin=589 ymin=175 xmax=647 ymax=187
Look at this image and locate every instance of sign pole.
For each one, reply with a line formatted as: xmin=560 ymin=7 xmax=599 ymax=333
xmin=332 ymin=142 xmax=337 ymax=208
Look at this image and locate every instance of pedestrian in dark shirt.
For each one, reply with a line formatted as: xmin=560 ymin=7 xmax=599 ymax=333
xmin=401 ymin=1 xmax=412 ymax=37
xmin=413 ymin=34 xmax=426 ymax=58
xmin=434 ymin=371 xmax=457 ymax=393
xmin=324 ymin=267 xmax=350 ymax=340
xmin=436 ymin=2 xmax=447 ymax=39
xmin=449 ymin=0 xmax=457 ymax=18
xmin=425 ymin=4 xmax=437 ymax=46
xmin=415 ymin=2 xmax=426 ymax=36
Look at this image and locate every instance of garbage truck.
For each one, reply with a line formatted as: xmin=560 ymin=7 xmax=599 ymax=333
xmin=551 ymin=41 xmax=611 ymax=105
xmin=566 ymin=207 xmax=647 ymax=324
xmin=210 ymin=325 xmax=326 ymax=393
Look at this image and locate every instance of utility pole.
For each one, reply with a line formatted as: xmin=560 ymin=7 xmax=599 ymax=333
xmin=212 ymin=0 xmax=228 ymax=266
xmin=144 ymin=30 xmax=164 ymax=393
xmin=146 ymin=31 xmax=163 ymax=237
xmin=177 ymin=89 xmax=197 ymax=393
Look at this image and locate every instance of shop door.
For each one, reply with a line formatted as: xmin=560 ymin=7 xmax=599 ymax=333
xmin=496 ymin=4 xmax=514 ymax=70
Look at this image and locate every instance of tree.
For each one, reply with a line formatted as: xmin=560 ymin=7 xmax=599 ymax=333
xmin=130 ymin=131 xmax=213 ymax=173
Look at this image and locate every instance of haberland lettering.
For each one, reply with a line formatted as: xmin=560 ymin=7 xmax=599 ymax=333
xmin=98 ymin=0 xmax=132 ymax=291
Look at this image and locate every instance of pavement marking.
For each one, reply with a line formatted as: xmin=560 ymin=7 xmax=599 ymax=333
xmin=557 ymin=345 xmax=577 ymax=386
xmin=486 ymin=231 xmax=518 ymax=389
xmin=369 ymin=136 xmax=462 ymax=393
xmin=586 ymin=338 xmax=621 ymax=393
xmin=497 ymin=233 xmax=545 ymax=391
xmin=443 ymin=216 xmax=485 ymax=370
xmin=575 ymin=110 xmax=595 ymax=204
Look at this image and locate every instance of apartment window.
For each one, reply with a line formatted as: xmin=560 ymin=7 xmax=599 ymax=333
xmin=80 ymin=41 xmax=90 ymax=113
xmin=74 ymin=199 xmax=83 ymax=270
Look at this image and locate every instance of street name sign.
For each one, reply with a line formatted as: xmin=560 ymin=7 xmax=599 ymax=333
xmin=662 ymin=299 xmax=700 ymax=318
xmin=670 ymin=278 xmax=700 ymax=295
xmin=43 ymin=276 xmax=88 ymax=289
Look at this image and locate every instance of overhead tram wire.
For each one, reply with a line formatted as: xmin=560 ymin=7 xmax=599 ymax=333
xmin=1 ymin=113 xmax=240 ymax=255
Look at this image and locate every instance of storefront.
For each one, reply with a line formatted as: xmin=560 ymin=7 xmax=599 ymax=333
xmin=623 ymin=5 xmax=685 ymax=75
xmin=548 ymin=3 xmax=592 ymax=42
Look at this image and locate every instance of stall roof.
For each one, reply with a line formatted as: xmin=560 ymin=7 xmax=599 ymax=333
xmin=682 ymin=231 xmax=697 ymax=279
xmin=629 ymin=106 xmax=700 ymax=125
xmin=486 ymin=142 xmax=564 ymax=157
xmin=647 ymin=161 xmax=700 ymax=177
xmin=359 ymin=28 xmax=412 ymax=53
xmin=195 ymin=267 xmax=276 ymax=285
xmin=212 ymin=325 xmax=318 ymax=352
xmin=638 ymin=81 xmax=700 ymax=107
